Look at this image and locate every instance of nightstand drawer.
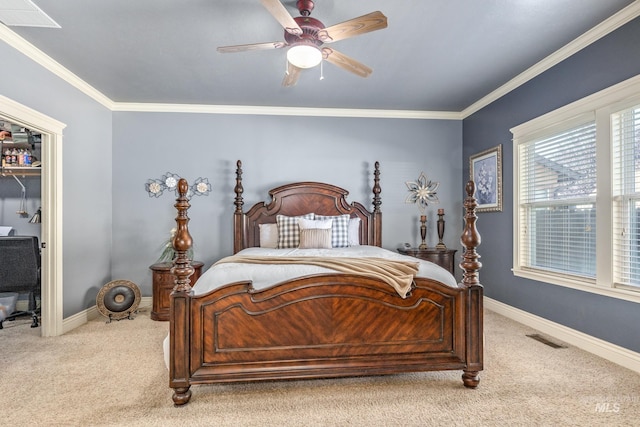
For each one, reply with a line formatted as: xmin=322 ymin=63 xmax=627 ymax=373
xmin=149 ymin=261 xmax=203 ymax=321
xmin=397 ymin=248 xmax=457 ymax=275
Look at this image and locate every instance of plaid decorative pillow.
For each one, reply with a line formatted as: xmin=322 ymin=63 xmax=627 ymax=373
xmin=276 ymin=213 xmax=315 ymax=248
xmin=315 ymin=214 xmax=350 ymax=247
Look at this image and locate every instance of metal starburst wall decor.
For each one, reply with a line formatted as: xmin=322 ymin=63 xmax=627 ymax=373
xmin=145 ymin=172 xmax=211 ymax=199
xmin=405 ymin=172 xmax=439 ymax=212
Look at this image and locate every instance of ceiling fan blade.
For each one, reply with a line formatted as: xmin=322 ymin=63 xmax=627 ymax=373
xmin=322 ymin=48 xmax=372 ymax=78
xmin=319 ymin=11 xmax=387 ymax=43
xmin=282 ymin=62 xmax=302 ymax=87
xmin=260 ymin=0 xmax=302 ymax=35
xmin=217 ymin=41 xmax=286 ymax=53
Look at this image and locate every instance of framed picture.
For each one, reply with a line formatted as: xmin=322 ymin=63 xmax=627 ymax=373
xmin=469 ymin=144 xmax=502 ymax=212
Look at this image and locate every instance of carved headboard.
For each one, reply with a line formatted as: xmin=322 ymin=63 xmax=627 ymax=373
xmin=233 ymin=160 xmax=382 ymax=253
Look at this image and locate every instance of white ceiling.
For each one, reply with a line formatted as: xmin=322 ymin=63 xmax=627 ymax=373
xmin=2 ymin=0 xmax=638 ymax=113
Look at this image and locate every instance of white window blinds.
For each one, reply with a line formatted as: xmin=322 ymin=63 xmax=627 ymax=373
xmin=518 ymin=120 xmax=597 ymax=278
xmin=512 ymin=77 xmax=640 ymax=301
xmin=612 ymin=103 xmax=640 ymax=289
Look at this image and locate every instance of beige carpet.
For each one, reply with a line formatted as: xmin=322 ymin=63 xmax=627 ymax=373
xmin=1 ymin=308 xmax=639 ymax=426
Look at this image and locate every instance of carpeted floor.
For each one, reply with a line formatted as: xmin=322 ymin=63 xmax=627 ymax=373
xmin=1 ymin=308 xmax=638 ymax=426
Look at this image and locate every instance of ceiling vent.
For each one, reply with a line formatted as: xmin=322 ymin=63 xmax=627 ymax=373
xmin=0 ymin=0 xmax=60 ymax=28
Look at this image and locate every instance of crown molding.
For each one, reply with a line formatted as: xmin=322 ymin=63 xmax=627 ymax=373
xmin=461 ymin=1 xmax=640 ymax=119
xmin=111 ymin=102 xmax=462 ymax=120
xmin=3 ymin=1 xmax=640 ymax=121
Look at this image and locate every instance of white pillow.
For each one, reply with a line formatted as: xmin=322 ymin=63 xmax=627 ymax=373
xmin=258 ymin=223 xmax=278 ymax=248
xmin=348 ymin=217 xmax=361 ymax=246
xmin=298 ymin=218 xmax=333 ymax=230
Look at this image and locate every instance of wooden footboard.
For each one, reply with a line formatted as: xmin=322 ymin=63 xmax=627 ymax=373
xmin=194 ymin=276 xmax=463 ymax=372
xmin=168 ymin=167 xmax=482 ymax=406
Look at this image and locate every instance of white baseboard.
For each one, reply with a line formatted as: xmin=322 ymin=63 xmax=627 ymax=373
xmin=484 ymin=297 xmax=640 ymax=374
xmin=62 ymin=305 xmax=98 ymax=334
xmin=62 ymin=296 xmax=153 ymax=334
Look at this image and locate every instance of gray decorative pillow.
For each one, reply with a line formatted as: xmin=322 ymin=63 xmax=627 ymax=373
xmin=315 ymin=214 xmax=350 ymax=247
xmin=299 ymin=228 xmax=332 ymax=249
xmin=276 ymin=213 xmax=315 ymax=248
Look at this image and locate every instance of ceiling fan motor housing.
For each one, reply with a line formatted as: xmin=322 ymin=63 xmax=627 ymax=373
xmin=285 ymin=16 xmax=325 ymax=49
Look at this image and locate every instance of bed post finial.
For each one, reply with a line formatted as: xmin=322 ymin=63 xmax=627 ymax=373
xmin=372 ymin=161 xmax=381 ymax=213
xmin=371 ymin=161 xmax=382 ymax=247
xmin=460 ymin=181 xmax=482 ymax=287
xmin=234 ymin=160 xmax=247 ymax=253
xmin=171 ymin=178 xmax=195 ymax=292
xmin=234 ymin=160 xmax=244 ymax=213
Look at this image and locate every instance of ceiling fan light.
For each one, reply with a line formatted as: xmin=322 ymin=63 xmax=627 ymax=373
xmin=287 ymin=45 xmax=322 ymax=69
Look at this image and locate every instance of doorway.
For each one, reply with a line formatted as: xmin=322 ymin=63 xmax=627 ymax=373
xmin=0 ymin=95 xmax=65 ymax=336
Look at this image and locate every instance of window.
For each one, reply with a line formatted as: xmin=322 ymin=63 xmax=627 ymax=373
xmin=511 ymin=75 xmax=640 ymax=303
xmin=612 ymin=103 xmax=640 ymax=290
xmin=518 ymin=120 xmax=597 ymax=278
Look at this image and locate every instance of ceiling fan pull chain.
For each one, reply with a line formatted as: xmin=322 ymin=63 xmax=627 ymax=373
xmin=320 ymin=60 xmax=324 ymax=81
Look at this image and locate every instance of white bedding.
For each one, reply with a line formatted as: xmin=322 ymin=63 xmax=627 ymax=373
xmin=192 ymin=245 xmax=458 ymax=295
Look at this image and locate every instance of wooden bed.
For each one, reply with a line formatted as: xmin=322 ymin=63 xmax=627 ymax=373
xmin=168 ymin=160 xmax=483 ymax=405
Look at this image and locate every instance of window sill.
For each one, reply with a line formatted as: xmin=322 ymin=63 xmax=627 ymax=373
xmin=513 ymin=267 xmax=640 ymax=304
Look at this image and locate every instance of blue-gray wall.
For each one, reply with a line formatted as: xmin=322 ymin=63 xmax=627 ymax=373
xmin=112 ymin=112 xmax=463 ymax=292
xmin=0 ymin=42 xmax=113 ymax=318
xmin=463 ymin=17 xmax=640 ymax=352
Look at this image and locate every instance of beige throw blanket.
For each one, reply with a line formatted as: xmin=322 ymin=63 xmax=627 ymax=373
xmin=214 ymin=256 xmax=419 ymax=298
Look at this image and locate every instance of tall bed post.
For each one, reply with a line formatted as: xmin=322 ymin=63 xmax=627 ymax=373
xmin=169 ymin=178 xmax=195 ymax=405
xmin=459 ymin=180 xmax=483 ymax=388
xmin=372 ymin=161 xmax=382 ymax=246
xmin=234 ymin=160 xmax=246 ymax=253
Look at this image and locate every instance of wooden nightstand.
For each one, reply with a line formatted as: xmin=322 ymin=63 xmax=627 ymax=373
xmin=397 ymin=247 xmax=458 ymax=275
xmin=149 ymin=261 xmax=204 ymax=321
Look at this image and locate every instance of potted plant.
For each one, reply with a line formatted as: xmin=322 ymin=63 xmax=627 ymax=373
xmin=157 ymin=228 xmax=193 ymax=264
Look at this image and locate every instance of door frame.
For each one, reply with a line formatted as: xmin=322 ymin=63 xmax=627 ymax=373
xmin=1 ymin=95 xmax=65 ymax=337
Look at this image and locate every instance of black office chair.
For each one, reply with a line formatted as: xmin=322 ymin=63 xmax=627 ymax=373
xmin=0 ymin=236 xmax=41 ymax=329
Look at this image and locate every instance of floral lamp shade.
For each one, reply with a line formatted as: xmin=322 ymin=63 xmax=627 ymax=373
xmin=405 ymin=172 xmax=439 ymax=212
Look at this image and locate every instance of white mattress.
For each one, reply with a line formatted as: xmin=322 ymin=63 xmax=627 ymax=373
xmin=192 ymin=245 xmax=458 ymax=295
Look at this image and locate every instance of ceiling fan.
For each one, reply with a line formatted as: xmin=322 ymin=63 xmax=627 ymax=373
xmin=217 ymin=0 xmax=388 ymax=87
